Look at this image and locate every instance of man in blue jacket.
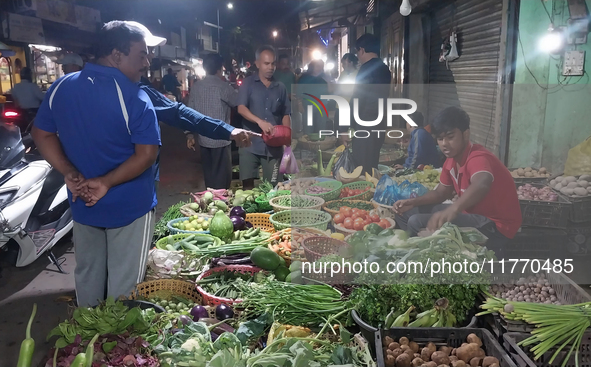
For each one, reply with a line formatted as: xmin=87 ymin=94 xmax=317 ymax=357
xmin=394 ymin=112 xmax=442 ymax=170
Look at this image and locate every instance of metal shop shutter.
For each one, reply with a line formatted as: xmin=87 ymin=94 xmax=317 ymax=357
xmin=428 ymin=0 xmax=504 ymax=154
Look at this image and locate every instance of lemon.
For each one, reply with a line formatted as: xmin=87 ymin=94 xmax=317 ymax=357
xmin=197 ymin=217 xmax=204 ymax=224
xmin=331 ymin=233 xmax=345 ymax=241
xmin=202 ymin=221 xmax=209 ymax=230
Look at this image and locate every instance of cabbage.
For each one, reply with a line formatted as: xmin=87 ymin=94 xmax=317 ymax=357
xmin=209 ymin=211 xmax=234 ymax=240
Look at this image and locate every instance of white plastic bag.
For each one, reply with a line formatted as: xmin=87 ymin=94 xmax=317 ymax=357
xmin=279 ymin=146 xmax=299 ymax=174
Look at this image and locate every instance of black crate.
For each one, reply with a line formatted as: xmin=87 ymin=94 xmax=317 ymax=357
xmin=503 ymin=332 xmax=591 ymax=367
xmin=516 ymin=183 xmax=572 ymax=229
xmin=566 ymin=221 xmax=591 ymax=255
xmin=510 ymin=168 xmax=551 ymax=185
xmin=570 ymin=196 xmax=591 ymax=223
xmin=509 ymin=228 xmax=567 ymax=256
xmin=375 ymin=327 xmax=516 ymax=367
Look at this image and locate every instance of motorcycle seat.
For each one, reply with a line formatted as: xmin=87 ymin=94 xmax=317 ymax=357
xmin=30 ymin=168 xmax=65 ymax=217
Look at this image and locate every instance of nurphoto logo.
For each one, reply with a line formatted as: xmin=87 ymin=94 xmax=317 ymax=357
xmin=303 ymin=94 xmax=418 ymax=139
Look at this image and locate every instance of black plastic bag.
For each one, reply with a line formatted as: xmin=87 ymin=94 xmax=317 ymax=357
xmin=332 ymin=148 xmax=357 ymax=178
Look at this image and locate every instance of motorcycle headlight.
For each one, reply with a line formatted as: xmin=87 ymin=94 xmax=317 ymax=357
xmin=0 ymin=188 xmax=18 ymax=209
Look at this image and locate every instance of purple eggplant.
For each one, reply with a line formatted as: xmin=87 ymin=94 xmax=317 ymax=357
xmin=190 ymin=305 xmax=209 ymax=321
xmin=230 ymin=216 xmax=246 ymax=231
xmin=215 ymin=304 xmax=235 ymax=321
xmin=245 ymin=221 xmax=253 ymax=229
xmin=230 ymin=206 xmax=247 ymax=219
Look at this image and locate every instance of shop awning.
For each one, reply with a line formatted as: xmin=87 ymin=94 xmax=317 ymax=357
xmin=0 ymin=41 xmax=16 ymax=57
xmin=299 ymin=0 xmax=368 ymax=31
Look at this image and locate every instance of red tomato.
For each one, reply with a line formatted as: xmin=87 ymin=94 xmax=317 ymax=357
xmin=334 ymin=213 xmax=345 ymax=224
xmin=343 ymin=218 xmax=354 ymax=229
xmin=358 ymin=210 xmax=368 ymax=217
xmin=354 ymin=220 xmax=365 ymax=231
xmin=369 ymin=212 xmax=380 ymax=222
xmin=339 ymin=206 xmax=349 ymax=214
xmin=351 ymin=212 xmax=362 ymax=220
xmin=364 ymin=218 xmax=373 ymax=226
xmin=351 ymin=208 xmax=359 ymax=214
xmin=342 ymin=207 xmax=353 ymax=217
xmin=378 ymin=219 xmax=390 ymax=229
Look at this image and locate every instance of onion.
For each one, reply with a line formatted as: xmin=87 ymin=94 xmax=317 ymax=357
xmin=215 ymin=304 xmax=234 ymax=321
xmin=190 ymin=305 xmax=209 ymax=321
xmin=230 ymin=216 xmax=246 ymax=231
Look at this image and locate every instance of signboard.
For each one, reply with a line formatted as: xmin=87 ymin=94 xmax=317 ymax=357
xmin=8 ymin=13 xmax=45 ymax=44
xmin=75 ymin=5 xmax=101 ymax=32
xmin=35 ymin=0 xmax=76 ymax=26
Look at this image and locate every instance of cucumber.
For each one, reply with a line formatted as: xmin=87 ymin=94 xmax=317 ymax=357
xmin=181 ymin=242 xmax=200 ymax=251
xmin=250 ymin=246 xmax=281 ymax=270
xmin=166 ymin=244 xmax=175 ymax=251
xmin=167 ymin=236 xmax=174 ymax=245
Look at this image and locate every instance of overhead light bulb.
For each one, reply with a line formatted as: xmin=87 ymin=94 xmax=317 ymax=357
xmin=326 ymin=62 xmax=335 ymax=70
xmin=400 ymin=0 xmax=412 ymax=16
xmin=539 ymin=24 xmax=564 ymax=53
xmin=311 ymin=49 xmax=322 ymax=60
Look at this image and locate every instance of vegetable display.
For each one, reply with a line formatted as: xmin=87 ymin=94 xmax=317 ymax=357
xmin=154 ymin=201 xmax=188 ymax=241
xmin=383 ymin=298 xmax=458 ymax=328
xmin=333 ymin=206 xmax=390 ymax=231
xmin=195 ymin=269 xmax=267 ymax=299
xmin=517 ymin=184 xmax=559 ymax=201
xmin=340 ymin=185 xmax=371 ymax=198
xmin=511 ymin=167 xmax=551 ymax=178
xmin=170 ymin=215 xmax=211 ymax=231
xmin=489 ymin=275 xmax=561 ymax=304
xmin=325 ymin=200 xmax=374 ymax=212
xmin=307 ymin=184 xmax=334 ymax=194
xmin=209 ymin=211 xmax=235 ymax=241
xmin=550 ymin=175 xmax=591 ymax=197
xmin=478 ymin=297 xmax=591 ymax=367
xmin=392 ymin=169 xmax=441 ymax=190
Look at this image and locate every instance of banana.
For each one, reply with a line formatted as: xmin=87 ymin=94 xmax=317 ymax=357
xmin=384 ymin=309 xmax=402 ymax=328
xmin=392 ymin=305 xmax=415 ymax=327
xmin=407 ymin=308 xmax=437 ymax=327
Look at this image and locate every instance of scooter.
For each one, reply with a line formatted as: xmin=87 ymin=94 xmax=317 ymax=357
xmin=0 ymin=122 xmax=72 ymax=273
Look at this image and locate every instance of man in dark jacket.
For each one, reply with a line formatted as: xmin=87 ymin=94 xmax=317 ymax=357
xmin=351 ymin=34 xmax=392 ymax=175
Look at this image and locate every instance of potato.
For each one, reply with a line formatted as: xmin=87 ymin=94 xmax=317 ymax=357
xmin=409 ymin=341 xmax=420 ymax=353
xmin=451 ymin=361 xmax=467 ymax=367
xmin=482 ymin=357 xmax=500 ymax=367
xmin=449 ymin=356 xmax=459 ymax=363
xmin=412 ymin=357 xmax=425 ymax=367
xmin=578 ymin=180 xmax=589 ymax=188
xmin=587 ymin=186 xmax=591 ymax=193
xmin=399 ymin=337 xmax=410 ymax=345
xmin=431 ymin=351 xmax=451 ymax=365
xmin=423 ymin=363 xmax=438 ymax=367
xmin=574 ymin=187 xmax=588 ymax=196
xmin=469 ymin=357 xmax=483 ymax=367
xmin=396 ymin=353 xmax=412 ymax=367
xmin=407 ymin=348 xmax=417 ymax=357
xmin=475 ymin=349 xmax=486 ymax=359
xmin=384 ymin=336 xmax=395 ymax=347
xmin=415 ymin=353 xmax=422 ymax=359
xmin=489 ymin=364 xmax=499 ymax=367
xmin=580 ymin=175 xmax=591 ymax=181
xmin=567 ymin=182 xmax=580 ymax=189
xmin=466 ymin=333 xmax=482 ymax=347
xmin=565 ymin=176 xmax=577 ymax=183
xmin=451 ymin=349 xmax=457 ymax=356
xmin=427 ymin=342 xmax=437 ymax=353
xmin=555 ymin=183 xmax=563 ymax=190
xmin=456 ymin=344 xmax=480 ymax=363
xmin=421 ymin=347 xmax=434 ymax=361
xmin=525 ymin=167 xmax=533 ymax=172
xmin=565 ymin=188 xmax=575 ymax=196
xmin=439 ymin=346 xmax=453 ymax=356
xmin=511 ymin=171 xmax=519 ymax=178
xmin=539 ymin=167 xmax=547 ymax=174
xmin=524 ymin=172 xmax=534 ymax=177
xmin=560 ymin=187 xmax=570 ymax=195
xmin=392 ymin=348 xmax=403 ymax=358
xmin=401 ymin=344 xmax=411 ymax=352
xmin=385 ymin=354 xmax=396 ymax=367
xmin=556 ymin=176 xmax=564 ymax=182
xmin=386 ymin=349 xmax=394 ymax=356
xmin=550 ymin=179 xmax=557 ymax=186
xmin=517 ymin=168 xmax=525 ymax=175
xmin=389 ymin=342 xmax=401 ymax=351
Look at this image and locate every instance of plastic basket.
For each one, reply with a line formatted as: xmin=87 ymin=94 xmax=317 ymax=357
xmin=340 ymin=181 xmax=375 ymax=201
xmin=255 ymin=195 xmax=273 ymax=211
xmin=195 ymin=265 xmax=261 ymax=306
xmin=375 ymin=328 xmax=517 ymax=367
xmin=322 ymin=200 xmax=376 ymax=217
xmin=503 ymin=332 xmax=591 ymax=367
xmin=269 ymin=209 xmax=332 ymax=231
xmin=516 ymin=183 xmax=572 ymax=229
xmin=269 ymin=195 xmax=325 ymax=212
xmin=305 ymin=180 xmax=343 ymax=201
xmin=569 ymin=196 xmax=591 ymax=223
xmin=155 ymin=233 xmax=195 ymax=250
xmin=333 ymin=217 xmax=395 ymax=236
xmin=245 ymin=213 xmax=274 ymax=232
xmin=167 ymin=216 xmax=212 ymax=235
xmin=130 ymin=279 xmax=203 ymax=304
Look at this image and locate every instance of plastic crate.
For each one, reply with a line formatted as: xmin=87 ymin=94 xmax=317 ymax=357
xmin=566 ymin=221 xmax=591 ymax=255
xmin=569 ymin=196 xmax=591 ymax=223
xmin=509 ymin=228 xmax=567 ymax=256
xmin=503 ymin=332 xmax=591 ymax=367
xmin=375 ymin=327 xmax=516 ymax=367
xmin=509 ymin=167 xmax=551 ymax=185
xmin=516 ymin=183 xmax=572 ymax=229
xmin=351 ymin=310 xmax=478 ymax=357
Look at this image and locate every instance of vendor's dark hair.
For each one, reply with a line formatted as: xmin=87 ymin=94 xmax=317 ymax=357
xmin=431 ymin=106 xmax=470 ymax=135
xmin=341 ymin=53 xmax=358 ymax=67
xmin=278 ymin=54 xmax=289 ymax=62
xmin=411 ymin=111 xmax=424 ymax=128
xmin=356 ymin=34 xmax=380 ymax=54
xmin=255 ymin=45 xmax=275 ymax=60
xmin=20 ymin=66 xmax=32 ymax=81
xmin=95 ymin=21 xmax=145 ymax=59
xmin=203 ymin=53 xmax=223 ymax=75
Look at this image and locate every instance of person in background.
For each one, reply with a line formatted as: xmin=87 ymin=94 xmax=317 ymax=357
xmin=56 ymin=53 xmax=84 ymax=75
xmin=338 ymin=53 xmax=358 ymax=84
xmin=162 ymin=67 xmax=181 ymax=99
xmin=237 ymin=45 xmax=291 ymax=190
xmin=56 ymin=21 xmax=257 ymax=194
xmin=32 ymin=21 xmax=161 ymax=307
xmin=394 ymin=112 xmax=442 ymax=170
xmin=351 ymin=33 xmax=392 ymax=175
xmin=187 ymin=53 xmax=238 ymax=189
xmin=273 ymin=54 xmax=296 ymax=100
xmin=11 ymin=67 xmax=44 ymax=112
xmin=298 ymin=59 xmax=329 ymax=134
xmin=393 ymin=106 xmax=522 ymax=255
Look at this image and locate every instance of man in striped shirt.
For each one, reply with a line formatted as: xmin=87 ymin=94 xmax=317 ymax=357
xmin=187 ymin=54 xmax=237 ymax=189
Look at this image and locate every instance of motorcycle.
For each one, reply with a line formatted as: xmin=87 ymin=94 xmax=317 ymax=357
xmin=1 ymin=94 xmax=36 ymax=135
xmin=0 ymin=122 xmax=72 ymax=273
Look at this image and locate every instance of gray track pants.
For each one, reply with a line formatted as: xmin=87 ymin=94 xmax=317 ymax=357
xmin=72 ymin=210 xmax=155 ymax=307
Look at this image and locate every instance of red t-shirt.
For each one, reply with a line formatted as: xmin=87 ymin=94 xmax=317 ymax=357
xmin=439 ymin=143 xmax=522 ymax=238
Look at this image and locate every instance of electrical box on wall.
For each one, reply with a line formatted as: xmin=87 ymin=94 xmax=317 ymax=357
xmin=563 ymin=50 xmax=585 ymax=76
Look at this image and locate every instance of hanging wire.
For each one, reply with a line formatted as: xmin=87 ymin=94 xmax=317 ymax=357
xmin=540 ymin=0 xmax=554 ymax=24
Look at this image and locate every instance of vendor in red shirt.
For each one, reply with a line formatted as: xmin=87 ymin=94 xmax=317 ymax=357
xmin=393 ymin=106 xmax=522 ymax=250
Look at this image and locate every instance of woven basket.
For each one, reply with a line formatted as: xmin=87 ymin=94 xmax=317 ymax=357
xmin=333 ymin=217 xmax=396 ymax=235
xmin=302 ymin=236 xmax=352 ymax=262
xmin=340 ymin=181 xmax=375 ymax=201
xmin=245 ymin=213 xmax=274 ymax=232
xmin=167 ymin=216 xmax=212 ymax=235
xmin=306 ymin=180 xmax=343 ymax=202
xmin=298 ymin=136 xmax=337 ymax=151
xmin=322 ymin=200 xmax=375 ymax=217
xmin=195 ymin=265 xmax=261 ymax=306
xmin=130 ymin=279 xmax=203 ymax=304
xmin=155 ymin=233 xmax=194 ymax=250
xmin=269 ymin=209 xmax=332 ymax=231
xmin=269 ymin=195 xmax=325 ymax=212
